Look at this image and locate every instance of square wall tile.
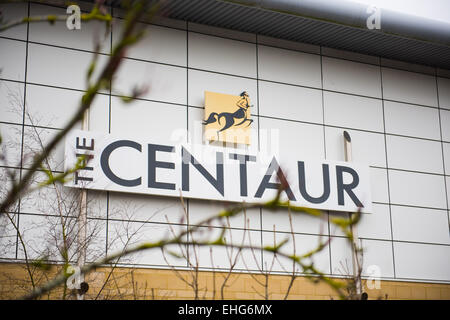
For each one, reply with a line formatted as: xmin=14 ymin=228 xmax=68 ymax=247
xmin=329 ymin=206 xmax=391 ymax=241
xmin=369 ymin=167 xmax=389 ymax=204
xmin=386 ymin=135 xmax=443 ymax=174
xmin=0 ymin=38 xmax=26 ymax=82
xmin=438 ymin=77 xmax=450 ymax=110
xmin=110 ymin=98 xmax=186 ymax=144
xmin=109 ymin=192 xmax=186 ymax=225
xmin=0 ymin=167 xmax=19 ymax=207
xmin=85 ymin=190 xmax=108 ymax=219
xmin=358 ymin=203 xmax=391 ymax=240
xmin=330 ymin=236 xmax=353 ymax=275
xmin=188 ymin=32 xmax=256 ymax=78
xmin=446 ymin=177 xmax=450 ymax=206
xmin=391 ymin=205 xmax=450 ymax=244
xmin=22 ymin=126 xmax=65 ymax=171
xmin=322 ymin=57 xmax=382 ymax=98
xmin=262 ymin=232 xmax=330 ymax=274
xmin=227 ymin=207 xmax=261 ymax=232
xmin=0 ymin=80 xmax=24 ymax=124
xmin=381 ymin=67 xmax=438 ymax=107
xmin=85 ymin=218 xmax=107 ymax=262
xmin=328 ymin=211 xmax=350 ymax=237
xmin=113 ymin=20 xmax=186 ymax=66
xmin=188 ymin=199 xmax=261 ymax=231
xmin=0 ymin=2 xmax=28 ymax=40
xmin=0 ymin=212 xmax=17 ymax=259
xmin=192 ymin=245 xmax=231 ymax=270
xmin=27 ymin=43 xmax=108 ymax=91
xmin=186 ymin=106 xmax=206 ymax=145
xmin=325 ymin=127 xmax=386 ymax=167
xmin=25 ymin=84 xmax=109 ymax=131
xmin=443 ymin=143 xmax=450 ymax=174
xmin=259 ymin=81 xmax=322 ymax=124
xmin=29 ymin=3 xmax=111 ymax=53
xmin=87 ymin=94 xmax=110 ymax=133
xmin=19 ymin=171 xmax=79 ymax=216
xmin=384 ymin=101 xmax=441 ymax=140
xmin=18 ymin=214 xmax=55 ymax=260
xmin=323 ymin=91 xmax=384 ymax=132
xmin=192 ymin=228 xmax=261 ymax=271
xmin=188 ymin=226 xmax=259 ymax=270
xmin=261 ymin=207 xmax=329 ymax=235
xmin=188 ymin=69 xmax=257 ymax=109
xmin=107 ymin=220 xmax=186 ymax=267
xmin=361 ymin=239 xmax=394 ymax=278
xmin=0 ymin=123 xmax=22 ymax=167
xmin=394 ymin=242 xmax=450 ymax=281
xmin=389 ymin=170 xmax=447 ymax=209
xmin=259 ymin=117 xmax=324 ymax=162
xmin=258 ymin=45 xmax=321 ymax=88
xmin=17 ymin=213 xmax=97 ymax=262
xmin=440 ymin=109 xmax=450 ymax=142
xmin=113 ymin=58 xmax=186 ymax=105
xmin=26 ymin=82 xmax=73 ymax=129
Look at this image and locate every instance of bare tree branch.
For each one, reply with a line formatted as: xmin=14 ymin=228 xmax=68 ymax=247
xmin=0 ymin=0 xmax=160 ymax=216
xmin=21 ymin=191 xmax=358 ymax=300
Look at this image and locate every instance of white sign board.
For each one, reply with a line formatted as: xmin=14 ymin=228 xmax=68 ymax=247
xmin=64 ymin=130 xmax=372 ymax=213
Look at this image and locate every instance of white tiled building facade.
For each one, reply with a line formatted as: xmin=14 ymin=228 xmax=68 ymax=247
xmin=0 ymin=2 xmax=449 ymax=284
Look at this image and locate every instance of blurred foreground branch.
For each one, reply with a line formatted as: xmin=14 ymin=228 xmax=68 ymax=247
xmin=0 ymin=0 xmax=159 ymax=215
xmin=22 ymin=189 xmax=361 ymax=300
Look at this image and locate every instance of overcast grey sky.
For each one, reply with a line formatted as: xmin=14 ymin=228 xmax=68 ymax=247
xmin=349 ymin=0 xmax=450 ymax=23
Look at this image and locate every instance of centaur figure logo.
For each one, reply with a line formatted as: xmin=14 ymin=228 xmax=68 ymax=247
xmin=203 ymin=91 xmax=253 ymax=145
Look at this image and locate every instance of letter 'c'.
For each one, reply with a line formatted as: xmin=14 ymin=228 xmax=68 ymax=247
xmin=101 ymin=140 xmax=142 ymax=187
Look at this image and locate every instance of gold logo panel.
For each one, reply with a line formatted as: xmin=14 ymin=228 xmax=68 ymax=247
xmin=203 ymin=91 xmax=252 ymax=145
